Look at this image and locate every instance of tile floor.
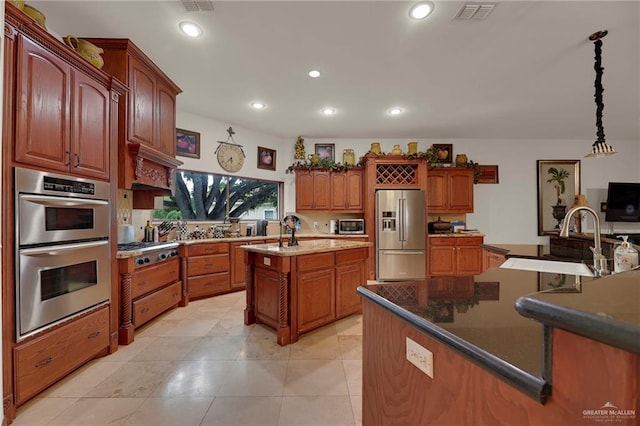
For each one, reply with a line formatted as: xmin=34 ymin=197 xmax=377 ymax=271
xmin=13 ymin=291 xmax=363 ymax=426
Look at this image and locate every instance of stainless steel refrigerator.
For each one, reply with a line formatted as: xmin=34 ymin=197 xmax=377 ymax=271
xmin=376 ymin=189 xmax=426 ymax=281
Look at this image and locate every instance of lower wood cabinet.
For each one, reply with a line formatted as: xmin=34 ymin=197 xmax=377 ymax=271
xmin=14 ymin=306 xmax=109 ymax=405
xmin=231 ymin=240 xmax=265 ymax=289
xmin=184 ymin=242 xmax=232 ymax=299
xmin=429 ymin=236 xmax=484 ymax=276
xmin=483 ymin=249 xmax=506 ymax=270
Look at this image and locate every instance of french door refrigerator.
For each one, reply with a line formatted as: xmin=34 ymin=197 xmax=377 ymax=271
xmin=376 ymin=189 xmax=426 ymax=281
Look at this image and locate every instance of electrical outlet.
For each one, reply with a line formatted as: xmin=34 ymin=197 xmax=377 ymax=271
xmin=406 ymin=337 xmax=433 ymax=378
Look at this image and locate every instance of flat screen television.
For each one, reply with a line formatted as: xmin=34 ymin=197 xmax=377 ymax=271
xmin=605 ymin=182 xmax=640 ymax=222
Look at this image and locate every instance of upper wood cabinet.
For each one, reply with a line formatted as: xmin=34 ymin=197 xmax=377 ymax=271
xmin=428 ymin=235 xmax=484 ymax=276
xmin=295 ymin=168 xmax=364 ymax=212
xmin=427 ymin=168 xmax=474 ymax=213
xmin=13 ymin=35 xmax=112 ymax=180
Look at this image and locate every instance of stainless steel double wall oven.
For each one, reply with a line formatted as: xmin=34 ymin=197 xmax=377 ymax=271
xmin=15 ymin=167 xmax=111 ymax=341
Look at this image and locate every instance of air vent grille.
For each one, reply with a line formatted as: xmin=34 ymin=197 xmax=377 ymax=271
xmin=180 ymin=0 xmax=214 ymax=12
xmin=454 ymin=3 xmax=496 ymax=20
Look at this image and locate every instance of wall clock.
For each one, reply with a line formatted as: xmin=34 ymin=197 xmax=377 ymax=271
xmin=215 ymin=127 xmax=246 ymax=172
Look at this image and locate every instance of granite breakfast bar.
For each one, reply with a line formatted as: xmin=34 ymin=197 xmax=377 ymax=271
xmin=241 ymin=239 xmax=372 ymax=345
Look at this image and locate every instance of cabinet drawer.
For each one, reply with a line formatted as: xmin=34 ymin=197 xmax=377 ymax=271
xmin=14 ymin=307 xmax=109 ymax=405
xmin=188 ymin=272 xmax=230 ymax=298
xmin=188 ymin=254 xmax=229 ymax=276
xmin=336 ymin=247 xmax=367 ymax=263
xmin=131 ymin=258 xmax=179 ymax=299
xmin=297 ymin=252 xmax=334 ymax=272
xmin=456 ymin=236 xmax=484 ymax=246
xmin=133 ymin=281 xmax=182 ymax=327
xmin=429 ymin=237 xmax=455 ymax=247
xmin=187 ymin=243 xmax=229 ymax=256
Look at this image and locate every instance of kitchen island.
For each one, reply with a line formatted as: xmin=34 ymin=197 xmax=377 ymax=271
xmin=358 ymin=244 xmax=639 ymax=425
xmin=242 ymin=239 xmax=372 ymax=345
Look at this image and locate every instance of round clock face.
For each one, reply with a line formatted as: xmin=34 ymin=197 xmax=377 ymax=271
xmin=217 ymin=144 xmax=245 ymax=172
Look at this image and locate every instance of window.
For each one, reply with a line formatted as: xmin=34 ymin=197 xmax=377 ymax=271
xmin=154 ymin=170 xmax=281 ymax=221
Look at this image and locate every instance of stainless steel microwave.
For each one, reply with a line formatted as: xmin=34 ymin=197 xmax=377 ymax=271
xmin=337 ymin=219 xmax=365 ymax=234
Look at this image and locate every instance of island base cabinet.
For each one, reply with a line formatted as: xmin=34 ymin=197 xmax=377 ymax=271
xmin=297 ymin=269 xmax=336 ymax=334
xmin=254 ymin=267 xmax=289 ymax=344
xmin=336 ymin=250 xmax=367 ymax=317
xmin=14 ymin=306 xmax=109 ymax=406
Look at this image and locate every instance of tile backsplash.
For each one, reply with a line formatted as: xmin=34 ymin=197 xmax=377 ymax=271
xmin=117 ymin=189 xmax=133 ymax=225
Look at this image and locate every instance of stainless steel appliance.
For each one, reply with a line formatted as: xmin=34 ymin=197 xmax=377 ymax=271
xmin=15 ymin=167 xmax=111 ymax=341
xmin=376 ymin=189 xmax=426 ymax=280
xmin=336 ymin=219 xmax=365 ymax=234
xmin=116 ymin=241 xmax=180 ymax=268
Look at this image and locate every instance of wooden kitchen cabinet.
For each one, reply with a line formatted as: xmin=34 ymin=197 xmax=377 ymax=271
xmin=330 ymin=169 xmax=364 ymax=211
xmin=296 ymin=168 xmax=365 ymax=212
xmin=429 ymin=236 xmax=484 ymax=276
xmin=14 ymin=35 xmax=111 ymax=180
xmin=231 ymin=240 xmax=264 ymax=289
xmin=484 ymin=249 xmax=506 ymax=270
xmin=335 ymin=248 xmax=367 ymax=317
xmin=296 ymin=253 xmax=336 ymax=334
xmin=296 ymin=169 xmax=331 ymax=210
xmin=183 ymin=243 xmax=234 ymax=300
xmin=427 ymin=168 xmax=474 ymax=213
xmin=14 ymin=306 xmax=109 ymax=405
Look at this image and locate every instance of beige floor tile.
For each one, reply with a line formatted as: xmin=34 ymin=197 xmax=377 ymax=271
xmin=207 ymin=318 xmax=255 ymax=337
xmin=215 ymin=360 xmax=288 ymax=396
xmin=151 ymin=360 xmax=234 ymax=397
xmin=342 ymin=360 xmax=363 ymax=396
xmin=43 ymin=359 xmax=126 ymax=397
xmin=240 ymin=334 xmax=291 ymax=360
xmin=250 ymin=323 xmax=277 ymax=337
xmin=278 ymin=396 xmax=355 ymax=426
xmin=85 ymin=361 xmax=174 ymax=398
xmin=290 ymin=334 xmax=341 ymax=360
xmin=200 ymin=396 xmax=281 ymax=425
xmin=335 ymin=315 xmax=363 ymax=335
xmin=164 ymin=318 xmax=221 ymax=336
xmin=13 ymin=397 xmax=79 ymax=425
xmin=301 ymin=323 xmax=338 ymax=337
xmin=123 ymin=397 xmax=213 ymax=425
xmin=338 ymin=335 xmax=363 ymax=359
xmin=48 ymin=397 xmax=144 ymax=425
xmin=135 ymin=319 xmax=182 ymax=338
xmin=132 ymin=335 xmax=202 ymax=361
xmin=284 ymin=360 xmax=349 ymax=396
xmin=186 ymin=336 xmax=247 ymax=360
xmin=350 ymin=395 xmax=362 ymax=425
xmin=97 ymin=336 xmax=158 ymax=363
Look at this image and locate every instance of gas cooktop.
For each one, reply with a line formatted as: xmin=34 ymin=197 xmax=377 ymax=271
xmin=117 ymin=241 xmax=179 ymax=252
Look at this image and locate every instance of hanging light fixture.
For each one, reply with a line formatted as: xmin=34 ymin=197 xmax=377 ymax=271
xmin=585 ymin=30 xmax=616 ymax=158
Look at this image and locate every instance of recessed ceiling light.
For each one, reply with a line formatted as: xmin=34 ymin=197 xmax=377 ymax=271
xmin=179 ymin=21 xmax=202 ymax=38
xmin=388 ymin=107 xmax=404 ymax=116
xmin=409 ymin=1 xmax=435 ymax=20
xmin=308 ymin=70 xmax=321 ymax=78
xmin=322 ymin=107 xmax=336 ymax=115
xmin=251 ymin=102 xmax=265 ymax=110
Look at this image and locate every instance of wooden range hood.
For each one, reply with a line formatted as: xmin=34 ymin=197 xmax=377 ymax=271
xmin=122 ymin=142 xmax=183 ymax=208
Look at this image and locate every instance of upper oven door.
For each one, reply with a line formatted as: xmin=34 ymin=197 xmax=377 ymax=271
xmin=18 ymin=194 xmax=110 ymax=246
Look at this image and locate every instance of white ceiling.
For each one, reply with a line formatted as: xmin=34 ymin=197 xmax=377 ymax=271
xmin=30 ymin=1 xmax=640 ymax=141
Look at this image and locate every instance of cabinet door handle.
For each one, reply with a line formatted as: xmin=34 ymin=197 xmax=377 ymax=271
xmin=35 ymin=356 xmax=53 ymax=368
xmin=139 ymin=280 xmax=147 ymax=287
xmin=65 ymin=151 xmax=70 ymax=166
xmin=141 ymin=307 xmax=150 ymax=314
xmin=74 ymin=153 xmax=80 ymax=167
xmin=87 ymin=331 xmax=101 ymax=339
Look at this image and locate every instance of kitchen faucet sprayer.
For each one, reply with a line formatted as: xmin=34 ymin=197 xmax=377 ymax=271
xmin=560 ymin=206 xmax=610 ymax=277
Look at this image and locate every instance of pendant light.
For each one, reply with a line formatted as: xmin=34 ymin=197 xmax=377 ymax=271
xmin=585 ymin=30 xmax=616 ymax=158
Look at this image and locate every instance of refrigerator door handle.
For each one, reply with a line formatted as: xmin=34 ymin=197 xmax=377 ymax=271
xmin=379 ymin=250 xmax=425 ymax=255
xmin=399 ymin=197 xmax=405 ymax=242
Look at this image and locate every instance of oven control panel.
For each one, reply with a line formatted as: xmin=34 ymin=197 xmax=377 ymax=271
xmin=135 ymin=250 xmax=179 ymax=268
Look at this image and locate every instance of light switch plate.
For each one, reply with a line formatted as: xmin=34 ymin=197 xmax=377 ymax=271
xmin=406 ymin=337 xmax=434 ymax=378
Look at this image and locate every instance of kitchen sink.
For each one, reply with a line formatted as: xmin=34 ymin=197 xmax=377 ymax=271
xmin=500 ymin=256 xmax=595 ymax=277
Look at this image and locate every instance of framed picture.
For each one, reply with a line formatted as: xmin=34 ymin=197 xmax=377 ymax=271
xmin=257 ymin=146 xmax=276 ymax=171
xmin=432 ymin=144 xmax=453 ymax=163
xmin=477 ymin=165 xmax=499 ymax=184
xmin=315 ymin=143 xmax=335 ymax=161
xmin=538 ymin=272 xmax=582 ymax=293
xmin=176 ymin=128 xmax=200 ymax=159
xmin=537 ymin=160 xmax=580 ymax=235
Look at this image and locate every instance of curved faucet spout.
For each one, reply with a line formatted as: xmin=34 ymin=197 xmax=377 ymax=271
xmin=559 ymin=206 xmax=609 ymax=276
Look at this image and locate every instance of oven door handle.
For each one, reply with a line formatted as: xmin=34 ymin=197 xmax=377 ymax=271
xmin=20 ymin=194 xmax=109 ymax=207
xmin=20 ymin=240 xmax=108 ymax=256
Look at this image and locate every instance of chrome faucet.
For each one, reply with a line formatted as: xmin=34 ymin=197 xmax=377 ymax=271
xmin=559 ymin=206 xmax=609 ymax=277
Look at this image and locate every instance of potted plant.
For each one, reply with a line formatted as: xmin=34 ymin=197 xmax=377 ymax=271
xmin=547 ymin=167 xmax=570 ymax=206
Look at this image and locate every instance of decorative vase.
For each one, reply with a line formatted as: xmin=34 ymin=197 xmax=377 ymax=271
xmin=308 ymin=153 xmax=320 ymax=166
xmin=343 ymin=149 xmax=355 ymax=166
xmin=455 ymin=154 xmax=468 ymax=167
xmin=407 ymin=142 xmax=418 ymax=155
xmin=294 ymin=136 xmax=305 ymax=160
xmin=370 ymin=142 xmax=381 ymax=154
xmin=552 ymin=204 xmax=567 ymax=229
xmin=391 ymin=144 xmax=402 ymax=155
xmin=64 ymin=36 xmax=105 ymax=69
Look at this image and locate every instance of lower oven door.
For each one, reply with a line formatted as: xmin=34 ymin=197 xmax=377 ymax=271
xmin=17 ymin=239 xmax=110 ymax=340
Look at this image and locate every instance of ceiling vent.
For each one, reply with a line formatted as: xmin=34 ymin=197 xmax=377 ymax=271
xmin=180 ymin=0 xmax=214 ymax=12
xmin=454 ymin=3 xmax=496 ymax=20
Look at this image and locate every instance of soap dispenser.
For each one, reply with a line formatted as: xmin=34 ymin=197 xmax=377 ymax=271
xmin=613 ymin=236 xmax=639 ymax=273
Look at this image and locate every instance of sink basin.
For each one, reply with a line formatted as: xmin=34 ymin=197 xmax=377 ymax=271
xmin=500 ymin=257 xmax=595 ymax=277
